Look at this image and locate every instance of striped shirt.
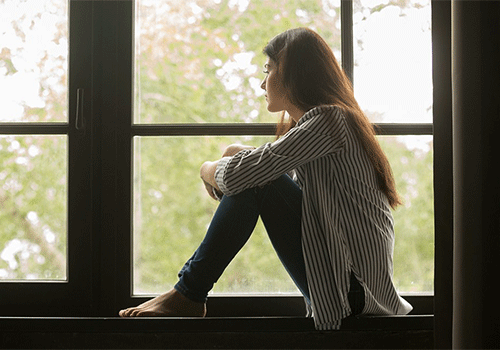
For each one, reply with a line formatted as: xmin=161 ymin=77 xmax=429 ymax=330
xmin=215 ymin=105 xmax=413 ymax=330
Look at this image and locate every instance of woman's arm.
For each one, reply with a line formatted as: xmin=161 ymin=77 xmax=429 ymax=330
xmin=200 ymin=144 xmax=256 ymax=200
xmin=200 ymin=160 xmax=220 ymax=191
xmin=214 ymin=107 xmax=346 ymax=196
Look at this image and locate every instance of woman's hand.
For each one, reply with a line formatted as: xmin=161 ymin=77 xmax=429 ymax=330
xmin=202 ymin=178 xmax=222 ymax=201
xmin=200 ymin=145 xmax=254 ymax=200
xmin=200 ymin=160 xmax=221 ymax=200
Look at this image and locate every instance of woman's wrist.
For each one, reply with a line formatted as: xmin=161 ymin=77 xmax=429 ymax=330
xmin=200 ymin=160 xmax=220 ymax=190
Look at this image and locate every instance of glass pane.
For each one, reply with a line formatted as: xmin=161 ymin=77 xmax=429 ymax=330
xmin=133 ymin=135 xmax=300 ymax=295
xmin=134 ymin=0 xmax=341 ymax=124
xmin=134 ymin=135 xmax=433 ymax=295
xmin=0 ymin=135 xmax=67 ymax=280
xmin=0 ymin=0 xmax=68 ymax=123
xmin=379 ymin=135 xmax=434 ymax=293
xmin=353 ymin=0 xmax=432 ymax=123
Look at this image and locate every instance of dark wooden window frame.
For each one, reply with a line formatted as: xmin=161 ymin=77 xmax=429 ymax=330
xmin=0 ymin=0 xmax=94 ymax=316
xmin=111 ymin=0 xmax=436 ymax=317
xmin=0 ymin=1 xmax=452 ymax=326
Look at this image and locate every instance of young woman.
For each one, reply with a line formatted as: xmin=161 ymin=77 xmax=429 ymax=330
xmin=119 ymin=27 xmax=412 ymax=330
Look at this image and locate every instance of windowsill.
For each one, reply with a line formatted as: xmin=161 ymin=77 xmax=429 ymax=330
xmin=0 ymin=314 xmax=432 ymax=332
xmin=126 ymin=294 xmax=434 ymax=318
xmin=0 ymin=315 xmax=433 ymax=349
xmin=0 ymin=290 xmax=433 ymax=348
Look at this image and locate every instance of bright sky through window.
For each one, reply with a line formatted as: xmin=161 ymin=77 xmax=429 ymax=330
xmin=0 ymin=0 xmax=68 ymax=122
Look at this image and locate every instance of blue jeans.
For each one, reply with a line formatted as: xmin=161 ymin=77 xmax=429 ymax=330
xmin=174 ymin=175 xmax=364 ymax=314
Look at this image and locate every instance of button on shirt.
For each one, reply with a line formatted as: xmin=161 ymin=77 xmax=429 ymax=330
xmin=214 ymin=105 xmax=412 ymax=330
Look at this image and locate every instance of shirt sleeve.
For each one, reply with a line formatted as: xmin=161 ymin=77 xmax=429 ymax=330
xmin=215 ymin=106 xmax=346 ymax=196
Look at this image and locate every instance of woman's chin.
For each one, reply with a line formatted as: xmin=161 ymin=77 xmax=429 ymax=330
xmin=266 ymin=104 xmax=283 ymax=114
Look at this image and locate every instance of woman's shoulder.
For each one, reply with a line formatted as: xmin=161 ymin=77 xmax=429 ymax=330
xmin=297 ymin=105 xmax=345 ymax=132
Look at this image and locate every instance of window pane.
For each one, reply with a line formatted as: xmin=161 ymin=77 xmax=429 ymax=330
xmin=0 ymin=0 xmax=68 ymax=123
xmin=353 ymin=0 xmax=432 ymax=123
xmin=379 ymin=135 xmax=434 ymax=293
xmin=134 ymin=0 xmax=341 ymax=124
xmin=134 ymin=135 xmax=434 ymax=295
xmin=133 ymin=136 xmax=299 ymax=295
xmin=0 ymin=135 xmax=67 ymax=280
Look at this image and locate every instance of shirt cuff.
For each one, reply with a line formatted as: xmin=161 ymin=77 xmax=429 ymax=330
xmin=214 ymin=156 xmax=231 ymax=195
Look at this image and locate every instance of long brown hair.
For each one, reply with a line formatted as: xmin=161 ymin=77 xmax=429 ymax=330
xmin=263 ymin=28 xmax=402 ymax=208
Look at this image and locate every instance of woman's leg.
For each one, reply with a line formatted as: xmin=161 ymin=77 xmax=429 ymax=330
xmin=175 ymin=174 xmax=308 ymax=303
xmin=255 ymin=174 xmax=310 ymax=303
xmin=119 ymin=175 xmax=307 ymax=317
xmin=174 ymin=185 xmax=262 ymax=302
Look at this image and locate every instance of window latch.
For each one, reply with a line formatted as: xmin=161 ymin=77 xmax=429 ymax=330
xmin=76 ymin=88 xmax=85 ymax=132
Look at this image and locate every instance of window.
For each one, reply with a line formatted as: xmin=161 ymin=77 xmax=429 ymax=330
xmin=0 ymin=0 xmax=93 ymax=315
xmin=1 ymin=0 xmax=69 ymax=280
xmin=132 ymin=0 xmax=343 ymax=297
xmin=0 ymin=0 xmax=436 ymax=316
xmin=352 ymin=0 xmax=434 ymax=294
xmin=132 ymin=0 xmax=433 ymax=300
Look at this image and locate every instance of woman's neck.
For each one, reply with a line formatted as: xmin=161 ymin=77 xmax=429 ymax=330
xmin=287 ymin=105 xmax=306 ymax=123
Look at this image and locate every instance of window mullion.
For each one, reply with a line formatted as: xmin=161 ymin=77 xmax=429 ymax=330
xmin=95 ymin=0 xmax=133 ymax=316
xmin=0 ymin=124 xmax=69 ymax=135
xmin=130 ymin=123 xmax=433 ymax=137
xmin=341 ymin=0 xmax=354 ymax=85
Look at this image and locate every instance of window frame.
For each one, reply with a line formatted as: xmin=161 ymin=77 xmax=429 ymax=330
xmin=113 ymin=0 xmax=434 ymax=316
xmin=0 ymin=0 xmax=449 ymax=319
xmin=0 ymin=0 xmax=94 ymax=316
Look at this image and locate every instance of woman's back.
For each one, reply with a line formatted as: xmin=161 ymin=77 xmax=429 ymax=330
xmin=293 ymin=105 xmax=412 ymax=329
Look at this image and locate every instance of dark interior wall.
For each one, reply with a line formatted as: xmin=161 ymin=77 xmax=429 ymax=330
xmin=452 ymin=1 xmax=500 ymax=349
xmin=431 ymin=1 xmax=453 ymax=348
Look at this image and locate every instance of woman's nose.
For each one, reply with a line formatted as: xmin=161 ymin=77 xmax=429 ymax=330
xmin=260 ymin=77 xmax=266 ymax=90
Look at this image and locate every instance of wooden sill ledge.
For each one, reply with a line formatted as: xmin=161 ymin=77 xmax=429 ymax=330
xmin=0 ymin=315 xmax=434 ymax=349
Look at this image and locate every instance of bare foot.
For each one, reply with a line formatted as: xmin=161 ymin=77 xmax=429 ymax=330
xmin=119 ymin=288 xmax=206 ymax=317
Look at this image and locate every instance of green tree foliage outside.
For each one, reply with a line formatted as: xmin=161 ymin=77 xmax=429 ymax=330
xmin=1 ymin=0 xmax=67 ymax=280
xmin=0 ymin=135 xmax=67 ymax=280
xmin=1 ymin=0 xmax=433 ymax=295
xmin=381 ymin=136 xmax=434 ymax=293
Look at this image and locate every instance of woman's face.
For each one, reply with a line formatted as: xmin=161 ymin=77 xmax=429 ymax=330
xmin=260 ymin=58 xmax=289 ymax=113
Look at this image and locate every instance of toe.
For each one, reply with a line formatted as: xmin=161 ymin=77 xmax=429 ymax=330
xmin=136 ymin=310 xmax=159 ymax=317
xmin=130 ymin=308 xmax=142 ymax=317
xmin=120 ymin=308 xmax=134 ymax=317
